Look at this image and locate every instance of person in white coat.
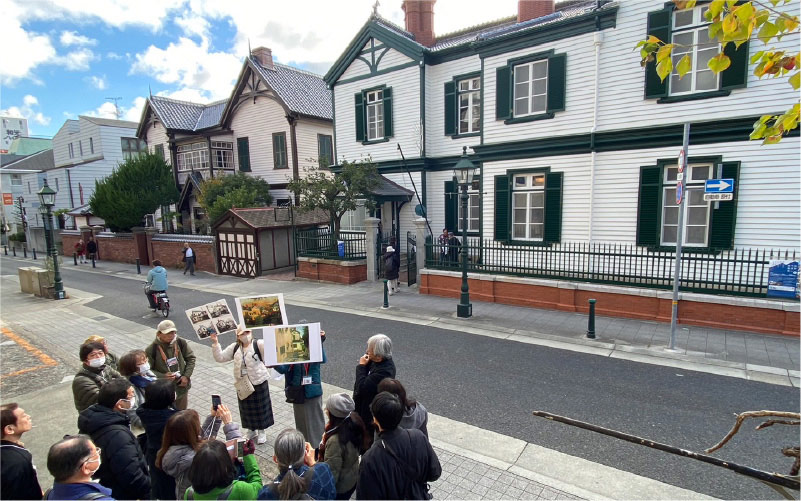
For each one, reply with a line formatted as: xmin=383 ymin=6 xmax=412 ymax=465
xmin=210 ymin=325 xmax=274 ymax=444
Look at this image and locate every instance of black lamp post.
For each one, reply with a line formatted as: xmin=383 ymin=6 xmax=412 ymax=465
xmin=453 ymin=146 xmax=477 ymax=318
xmin=37 ymin=180 xmax=65 ymax=299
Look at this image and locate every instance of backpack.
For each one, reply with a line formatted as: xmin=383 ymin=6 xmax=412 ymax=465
xmin=233 ymin=341 xmax=263 ymax=363
xmin=43 ymin=487 xmax=107 ymax=500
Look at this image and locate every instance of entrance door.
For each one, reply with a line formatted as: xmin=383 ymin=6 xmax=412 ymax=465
xmin=218 ymin=231 xmax=259 ymax=278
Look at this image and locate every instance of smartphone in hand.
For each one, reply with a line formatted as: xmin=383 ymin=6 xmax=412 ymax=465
xmin=212 ymin=394 xmax=222 ymax=411
xmin=236 ymin=439 xmax=245 ymax=458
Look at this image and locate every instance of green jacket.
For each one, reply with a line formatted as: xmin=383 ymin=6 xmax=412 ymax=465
xmin=323 ymin=433 xmax=359 ymax=494
xmin=184 ymin=454 xmax=261 ymax=500
xmin=72 ymin=365 xmax=122 ymax=411
xmin=105 ymin=352 xmax=118 ymax=371
xmin=146 ymin=337 xmax=196 ymax=398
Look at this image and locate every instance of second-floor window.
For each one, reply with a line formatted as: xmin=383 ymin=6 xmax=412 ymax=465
xmin=121 ymin=137 xmax=147 ymax=160
xmin=514 ymin=60 xmax=548 ymax=117
xmin=366 ymin=90 xmax=384 ymax=141
xmin=212 ymin=141 xmax=233 ymax=169
xmin=670 ymin=6 xmax=718 ymax=95
xmin=176 ymin=142 xmax=209 ymax=171
xmin=237 ymin=138 xmax=250 ymax=172
xmin=459 ymin=77 xmax=481 ymax=134
xmin=89 ymin=137 xmax=94 ymax=154
xmin=11 ymin=174 xmax=22 ymax=186
xmin=272 ymin=133 xmax=288 ymax=169
xmin=68 ymin=143 xmax=74 ymax=159
xmin=78 ymin=141 xmax=83 ymax=157
xmin=317 ymin=134 xmax=333 ymax=168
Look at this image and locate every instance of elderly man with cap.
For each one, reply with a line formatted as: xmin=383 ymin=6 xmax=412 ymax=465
xmin=145 ymin=320 xmax=196 ymax=410
xmin=318 ymin=393 xmax=369 ymax=500
xmin=84 ymin=335 xmax=118 ymax=371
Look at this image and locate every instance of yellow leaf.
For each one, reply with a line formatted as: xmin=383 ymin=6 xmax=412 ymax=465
xmin=707 ymin=0 xmax=725 ymax=20
xmin=790 ymin=71 xmax=800 ymax=90
xmin=708 ymin=53 xmax=732 ymax=73
xmin=656 ymin=44 xmax=674 ymax=63
xmin=733 ymin=2 xmax=754 ymax=23
xmin=657 ymin=57 xmax=673 ymax=81
xmin=722 ymin=12 xmax=739 ymax=34
xmin=750 ymin=123 xmax=767 ymax=139
xmin=758 ymin=21 xmax=779 ymax=44
xmin=676 ymin=54 xmax=692 ymax=78
xmin=647 ymin=35 xmax=662 ymax=44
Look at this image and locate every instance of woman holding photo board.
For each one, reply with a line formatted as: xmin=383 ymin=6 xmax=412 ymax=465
xmin=210 ymin=325 xmax=274 ymax=444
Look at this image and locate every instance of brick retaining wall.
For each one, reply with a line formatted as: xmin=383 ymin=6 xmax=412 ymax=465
xmin=297 ymin=257 xmax=366 ymax=284
xmin=61 ymin=233 xmax=137 ymax=263
xmin=151 ymin=240 xmax=215 ymax=273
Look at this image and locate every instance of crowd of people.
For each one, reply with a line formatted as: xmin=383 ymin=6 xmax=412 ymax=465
xmin=1 ymin=324 xmax=441 ymax=500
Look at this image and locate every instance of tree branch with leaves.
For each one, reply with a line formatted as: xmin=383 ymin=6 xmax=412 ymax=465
xmin=637 ymin=0 xmax=799 ymax=144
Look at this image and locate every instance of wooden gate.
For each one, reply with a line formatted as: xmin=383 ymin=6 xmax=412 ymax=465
xmin=217 ymin=231 xmax=259 ymax=278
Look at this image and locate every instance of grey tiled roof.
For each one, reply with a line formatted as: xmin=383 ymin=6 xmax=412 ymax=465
xmin=0 ymin=149 xmax=55 ymax=171
xmin=250 ymin=59 xmax=332 ymax=120
xmin=149 ymin=96 xmax=229 ymax=132
xmin=80 ymin=116 xmax=139 ymax=129
xmin=195 ymin=100 xmax=228 ymax=130
xmin=230 ymin=207 xmax=329 ymax=229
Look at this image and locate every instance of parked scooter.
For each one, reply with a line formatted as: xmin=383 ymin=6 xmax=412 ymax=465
xmin=144 ymin=283 xmax=170 ymax=317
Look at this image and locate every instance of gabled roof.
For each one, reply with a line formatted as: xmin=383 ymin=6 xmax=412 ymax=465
xmin=248 ymin=58 xmax=332 ymax=121
xmin=144 ymin=95 xmax=229 ymax=133
xmin=0 ymin=149 xmax=55 ymax=171
xmin=177 ymin=171 xmax=205 ymax=211
xmin=8 ymin=137 xmax=53 ymax=156
xmin=373 ymin=175 xmax=413 ymax=202
xmin=79 ymin=116 xmax=138 ymax=129
xmin=213 ymin=207 xmax=329 ymax=230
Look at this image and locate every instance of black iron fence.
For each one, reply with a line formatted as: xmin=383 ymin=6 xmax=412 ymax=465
xmin=295 ymin=227 xmax=367 ymax=260
xmin=425 ymin=239 xmax=799 ymax=297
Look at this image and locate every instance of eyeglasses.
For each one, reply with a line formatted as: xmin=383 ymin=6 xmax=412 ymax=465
xmin=83 ymin=448 xmax=101 ymax=464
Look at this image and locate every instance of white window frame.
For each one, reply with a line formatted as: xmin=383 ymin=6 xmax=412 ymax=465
xmin=121 ymin=137 xmax=147 ymax=160
xmin=176 ymin=142 xmax=209 ymax=171
xmin=458 ymin=77 xmax=481 ymax=134
xmin=670 ymin=5 xmax=720 ymax=96
xmin=78 ymin=141 xmax=83 ymax=157
xmin=457 ymin=190 xmax=480 ymax=233
xmin=511 ymin=173 xmax=546 ymax=241
xmin=661 ymin=163 xmax=712 ymax=247
xmin=212 ymin=141 xmax=234 ymax=170
xmin=10 ymin=174 xmax=22 ymax=186
xmin=341 ymin=201 xmax=368 ymax=232
xmin=513 ymin=60 xmax=548 ymax=118
xmin=366 ymin=90 xmax=384 ymax=141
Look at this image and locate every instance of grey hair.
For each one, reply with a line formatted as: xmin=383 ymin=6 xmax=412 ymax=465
xmin=367 ymin=334 xmax=392 ymax=360
xmin=274 ymin=429 xmax=311 ymax=499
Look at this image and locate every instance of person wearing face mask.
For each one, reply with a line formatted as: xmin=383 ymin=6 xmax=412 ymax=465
xmin=77 ymin=379 xmax=151 ymax=500
xmin=146 ymin=320 xmax=196 ymax=410
xmin=1 ymin=404 xmax=42 ymax=500
xmin=84 ymin=335 xmax=118 ymax=371
xmin=72 ymin=342 xmax=123 ymax=412
xmin=117 ymin=349 xmax=156 ymax=432
xmin=210 ymin=325 xmax=274 ymax=445
xmin=44 ymin=435 xmax=113 ymax=500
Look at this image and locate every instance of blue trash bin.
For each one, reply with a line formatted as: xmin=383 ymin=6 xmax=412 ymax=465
xmin=337 ymin=240 xmax=345 ymax=257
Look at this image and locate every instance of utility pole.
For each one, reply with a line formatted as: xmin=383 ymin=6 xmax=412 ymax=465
xmin=105 ymin=97 xmax=122 ymax=119
xmin=669 ymin=123 xmax=690 ymax=351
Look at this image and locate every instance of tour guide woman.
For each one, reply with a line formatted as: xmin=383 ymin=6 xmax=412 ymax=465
xmin=210 ymin=326 xmax=274 ymax=444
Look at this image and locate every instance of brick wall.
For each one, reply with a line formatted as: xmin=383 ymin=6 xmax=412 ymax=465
xmin=60 ymin=233 xmax=137 ymax=263
xmin=297 ymin=258 xmax=366 ymax=284
xmin=151 ymin=240 xmax=215 ymax=273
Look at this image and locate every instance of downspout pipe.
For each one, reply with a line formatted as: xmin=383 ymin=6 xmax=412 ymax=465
xmin=588 ymin=29 xmax=603 ymax=242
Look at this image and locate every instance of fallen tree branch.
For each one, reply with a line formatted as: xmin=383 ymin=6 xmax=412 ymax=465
xmin=782 ymin=447 xmax=800 ymax=476
xmin=756 ymin=420 xmax=801 ymax=430
xmin=706 ymin=411 xmax=800 ymax=454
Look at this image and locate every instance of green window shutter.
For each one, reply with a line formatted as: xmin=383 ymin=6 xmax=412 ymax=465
xmin=444 ymin=81 xmax=457 ymax=136
xmin=273 ymin=133 xmax=287 ymax=169
xmin=544 ymin=172 xmax=563 ymax=244
xmin=720 ymin=41 xmax=750 ymax=90
xmin=493 ymin=175 xmax=510 ymax=241
xmin=383 ymin=87 xmax=393 ymax=138
xmin=318 ymin=134 xmax=333 ymax=168
xmin=644 ymin=8 xmax=672 ymax=99
xmin=546 ymin=54 xmax=567 ymax=113
xmin=237 ymin=137 xmax=250 ymax=172
xmin=709 ymin=161 xmax=740 ymax=249
xmin=495 ymin=67 xmax=512 ymax=120
xmin=636 ymin=165 xmax=662 ymax=246
xmin=444 ymin=180 xmax=457 ymax=232
xmin=355 ymin=93 xmax=366 ymax=142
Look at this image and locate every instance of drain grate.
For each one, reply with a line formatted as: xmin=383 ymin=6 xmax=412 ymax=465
xmin=92 ymin=315 xmax=109 ymax=321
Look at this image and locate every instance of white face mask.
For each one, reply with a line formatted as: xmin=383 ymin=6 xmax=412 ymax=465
xmin=87 ymin=356 xmax=105 ymax=368
xmin=119 ymin=396 xmax=136 ymax=411
xmin=86 ymin=457 xmax=101 ymax=476
xmin=169 ymin=337 xmax=177 ymax=345
xmin=239 ymin=334 xmax=252 ymax=345
xmin=137 ymin=362 xmax=150 ymax=374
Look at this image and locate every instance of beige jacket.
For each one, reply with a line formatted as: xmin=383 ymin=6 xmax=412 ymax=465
xmin=212 ymin=340 xmax=270 ymax=386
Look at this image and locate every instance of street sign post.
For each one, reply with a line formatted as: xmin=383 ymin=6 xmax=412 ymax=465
xmin=704 ymin=179 xmax=734 ymax=193
xmin=669 ymin=124 xmax=690 ymax=352
xmin=675 ymin=181 xmax=683 ymax=205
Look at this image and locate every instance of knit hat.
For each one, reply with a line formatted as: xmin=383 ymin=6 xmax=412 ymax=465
xmin=157 ymin=320 xmax=177 ymax=334
xmin=326 ymin=393 xmax=355 ymax=418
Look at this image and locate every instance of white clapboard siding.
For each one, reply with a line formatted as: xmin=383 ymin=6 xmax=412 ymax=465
xmin=334 ymin=65 xmax=421 ymax=162
xmin=425 ymin=170 xmax=454 ymax=236
xmin=230 ymin=96 xmax=294 ymax=186
xmin=381 ymin=171 xmax=422 ymax=253
xmin=376 ymin=48 xmax=413 ymax=72
xmin=425 ymin=55 xmax=482 ymax=157
xmin=52 ymin=120 xmax=80 ymax=167
xmin=596 ymin=0 xmax=800 ymax=131
xmin=295 ymin=119 xmax=335 ymax=175
xmin=146 ymin=122 xmax=171 ymax=164
xmin=341 ymin=57 xmax=372 ymax=81
xmin=483 ymin=31 xmax=598 ymax=143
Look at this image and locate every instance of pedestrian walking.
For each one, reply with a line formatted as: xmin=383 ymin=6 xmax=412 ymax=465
xmin=146 ymin=320 xmax=196 ymax=410
xmin=117 ymin=349 xmax=157 ymax=431
xmin=185 ymin=438 xmax=261 ymax=500
xmin=438 ymin=228 xmax=450 ymax=265
xmin=182 ymin=242 xmax=196 ymax=276
xmin=257 ymin=428 xmax=336 ymax=500
xmin=136 ymin=380 xmax=178 ymax=500
xmin=158 ymin=406 xmax=242 ymax=500
xmin=447 ymin=231 xmax=461 ymax=266
xmin=273 ymin=323 xmax=327 ymax=447
xmin=44 ymin=435 xmax=113 ymax=500
xmin=210 ymin=326 xmax=274 ymax=444
xmin=86 ymin=237 xmax=98 ymax=262
xmin=356 ymin=392 xmax=441 ymax=500
xmin=377 ymin=378 xmax=428 ymax=438
xmin=318 ymin=393 xmax=369 ymax=500
xmin=77 ymin=379 xmax=151 ymax=500
xmin=84 ymin=335 xmax=118 ymax=372
xmin=353 ymin=334 xmax=396 ymax=441
xmin=383 ymin=245 xmax=400 ymax=295
xmin=72 ymin=341 xmax=122 ymax=412
xmin=74 ymin=239 xmax=86 ymax=264
xmin=1 ymin=404 xmax=42 ymax=500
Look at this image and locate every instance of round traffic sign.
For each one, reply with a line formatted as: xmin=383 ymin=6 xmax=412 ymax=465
xmin=678 ymin=149 xmax=686 ymax=173
xmin=676 ymin=181 xmax=684 ymax=205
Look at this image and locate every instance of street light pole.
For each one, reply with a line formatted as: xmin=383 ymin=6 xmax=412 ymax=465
xmin=457 ymin=181 xmax=472 ymax=318
xmin=37 ymin=180 xmax=64 ymax=300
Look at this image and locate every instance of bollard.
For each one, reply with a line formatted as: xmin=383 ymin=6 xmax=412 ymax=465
xmin=587 ymin=299 xmax=596 ymax=339
xmin=73 ymin=253 xmax=78 ymax=265
xmin=136 ymin=258 xmax=141 ymax=274
xmin=32 ymin=248 xmax=37 ymax=260
xmin=12 ymin=246 xmax=16 ymax=257
xmin=92 ymin=255 xmax=96 ymax=268
xmin=382 ymin=279 xmax=389 ymax=308
xmin=3 ymin=246 xmax=6 ymax=255
xmin=23 ymin=247 xmax=27 ymax=258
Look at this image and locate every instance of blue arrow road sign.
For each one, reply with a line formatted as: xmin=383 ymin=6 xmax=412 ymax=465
xmin=705 ymin=179 xmax=734 ymax=193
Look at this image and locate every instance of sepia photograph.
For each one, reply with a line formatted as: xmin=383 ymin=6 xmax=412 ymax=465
xmin=188 ymin=308 xmax=211 ymax=324
xmin=262 ymin=323 xmax=323 ymax=366
xmin=207 ymin=299 xmax=238 ymax=334
xmin=235 ymin=294 xmax=288 ymax=329
xmin=194 ymin=320 xmax=216 ymax=340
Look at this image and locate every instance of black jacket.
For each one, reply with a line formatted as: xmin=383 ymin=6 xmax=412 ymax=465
xmin=0 ymin=441 xmax=42 ymax=500
xmin=383 ymin=251 xmax=400 ymax=280
xmin=77 ymin=404 xmax=150 ymax=500
xmin=136 ymin=406 xmax=177 ymax=500
xmin=353 ymin=358 xmax=396 ymax=429
xmin=356 ymin=428 xmax=441 ymax=500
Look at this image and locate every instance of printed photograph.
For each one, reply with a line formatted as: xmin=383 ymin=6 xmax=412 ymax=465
xmin=208 ymin=300 xmax=231 ymax=318
xmin=188 ymin=308 xmax=211 ymax=324
xmin=195 ymin=320 xmax=215 ymax=340
xmin=235 ymin=294 xmax=288 ymax=329
xmin=207 ymin=299 xmax=238 ymax=334
xmin=261 ymin=323 xmax=323 ymax=366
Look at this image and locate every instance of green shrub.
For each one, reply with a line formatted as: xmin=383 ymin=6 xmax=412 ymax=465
xmin=8 ymin=231 xmax=26 ymax=243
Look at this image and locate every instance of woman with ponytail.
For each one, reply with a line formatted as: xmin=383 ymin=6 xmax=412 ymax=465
xmin=257 ymin=429 xmax=336 ymax=500
xmin=318 ymin=394 xmax=368 ymax=500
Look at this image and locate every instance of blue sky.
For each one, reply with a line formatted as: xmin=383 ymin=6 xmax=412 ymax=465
xmin=1 ymin=0 xmax=520 ymax=138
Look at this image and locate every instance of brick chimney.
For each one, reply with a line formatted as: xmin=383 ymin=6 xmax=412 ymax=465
xmin=402 ymin=0 xmax=436 ymax=47
xmin=251 ymin=46 xmax=274 ymax=70
xmin=518 ymin=0 xmax=555 ymax=23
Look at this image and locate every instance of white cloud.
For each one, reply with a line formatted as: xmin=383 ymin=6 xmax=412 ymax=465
xmin=81 ymin=101 xmax=120 ymax=119
xmin=123 ymin=97 xmax=147 ymax=122
xmin=23 ymin=95 xmax=39 ymax=107
xmin=106 ymin=51 xmax=122 ymax=60
xmin=88 ymin=75 xmax=108 ymax=90
xmin=0 ymin=94 xmax=52 ymax=133
xmin=10 ymin=0 xmax=186 ymax=32
xmin=56 ymin=48 xmax=97 ymax=71
xmin=0 ymin=2 xmax=56 ymax=85
xmin=174 ymin=10 xmax=209 ymax=42
xmin=59 ymin=30 xmax=97 ymax=46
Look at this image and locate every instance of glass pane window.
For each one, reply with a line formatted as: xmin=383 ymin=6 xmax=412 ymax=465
xmin=457 ymin=192 xmax=480 ymax=232
xmin=513 ymin=60 xmax=548 ymax=117
xmin=121 ymin=137 xmax=148 ymax=161
xmin=212 ymin=142 xmax=233 ymax=169
xmin=670 ymin=6 xmax=719 ymax=96
xmin=511 ymin=173 xmax=546 ymax=241
xmin=11 ymin=174 xmax=22 ymax=186
xmin=457 ymin=77 xmax=481 ymax=134
xmin=176 ymin=142 xmax=209 ymax=171
xmin=366 ymin=90 xmax=384 ymax=141
xmin=661 ymin=163 xmax=712 ymax=246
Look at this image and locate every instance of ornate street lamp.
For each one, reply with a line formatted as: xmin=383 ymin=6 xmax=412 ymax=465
xmin=453 ymin=146 xmax=478 ymax=318
xmin=37 ymin=180 xmax=65 ymax=299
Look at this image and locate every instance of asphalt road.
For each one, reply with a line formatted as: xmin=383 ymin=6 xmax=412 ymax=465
xmin=5 ymin=260 xmax=799 ymax=499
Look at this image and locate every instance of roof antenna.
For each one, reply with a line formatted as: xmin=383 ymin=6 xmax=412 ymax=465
xmin=148 ymin=84 xmax=152 ymax=98
xmin=248 ymin=38 xmax=252 ymax=57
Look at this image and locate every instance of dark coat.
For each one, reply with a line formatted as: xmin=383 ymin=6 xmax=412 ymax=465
xmin=77 ymin=404 xmax=150 ymax=500
xmin=72 ymin=365 xmax=123 ymax=412
xmin=356 ymin=428 xmax=441 ymax=500
xmin=1 ymin=441 xmax=42 ymax=500
xmin=383 ymin=250 xmax=400 ymax=280
xmin=86 ymin=240 xmax=98 ymax=253
xmin=136 ymin=406 xmax=177 ymax=500
xmin=353 ymin=358 xmax=396 ymax=430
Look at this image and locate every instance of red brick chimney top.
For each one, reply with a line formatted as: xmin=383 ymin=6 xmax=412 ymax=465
xmin=251 ymin=46 xmax=274 ymax=70
xmin=402 ymin=0 xmax=436 ymax=47
xmin=518 ymin=0 xmax=555 ymax=24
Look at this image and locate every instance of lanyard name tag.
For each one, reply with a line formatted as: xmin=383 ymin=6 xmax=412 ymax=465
xmin=301 ymin=376 xmax=313 ymax=385
xmin=166 ymin=357 xmax=179 ymax=371
xmin=240 ymin=361 xmax=248 ymax=377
